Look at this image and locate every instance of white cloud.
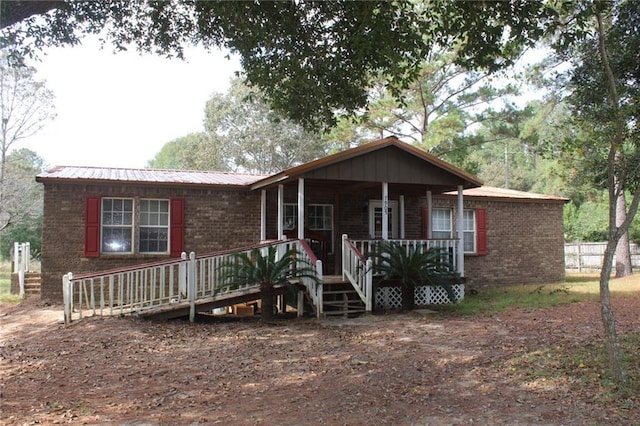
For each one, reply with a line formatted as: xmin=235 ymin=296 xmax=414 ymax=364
xmin=24 ymin=37 xmax=240 ymax=169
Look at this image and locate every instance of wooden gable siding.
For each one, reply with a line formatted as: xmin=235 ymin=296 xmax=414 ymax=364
xmin=301 ymin=146 xmax=463 ymax=189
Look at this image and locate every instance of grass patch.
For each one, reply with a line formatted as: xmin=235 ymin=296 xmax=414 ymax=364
xmin=436 ymin=273 xmax=640 ymax=316
xmin=441 ymin=282 xmax=592 ymax=316
xmin=0 ymin=262 xmax=21 ymax=304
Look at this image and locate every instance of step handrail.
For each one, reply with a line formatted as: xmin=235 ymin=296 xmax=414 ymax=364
xmin=296 ymin=239 xmax=323 ymax=317
xmin=341 ymin=234 xmax=373 ymax=312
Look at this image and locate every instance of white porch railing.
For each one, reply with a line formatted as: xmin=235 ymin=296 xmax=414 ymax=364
xmin=349 ymin=238 xmax=458 ymax=270
xmin=296 ymin=239 xmax=324 ymax=317
xmin=341 ymin=235 xmax=373 ymax=312
xmin=13 ymin=242 xmax=31 ymax=298
xmin=63 ymin=239 xmax=323 ymax=324
xmin=341 ymin=235 xmax=459 ymax=312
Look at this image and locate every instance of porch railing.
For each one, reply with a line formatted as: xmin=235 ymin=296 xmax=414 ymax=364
xmin=63 ymin=239 xmax=323 ymax=324
xmin=349 ymin=238 xmax=458 ymax=269
xmin=341 ymin=235 xmax=459 ymax=312
xmin=341 ymin=235 xmax=373 ymax=311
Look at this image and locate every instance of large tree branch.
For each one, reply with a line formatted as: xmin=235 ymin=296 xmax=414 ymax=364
xmin=0 ymin=1 xmax=67 ymax=29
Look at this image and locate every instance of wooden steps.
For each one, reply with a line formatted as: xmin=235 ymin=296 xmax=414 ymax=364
xmin=322 ymin=277 xmax=366 ymax=318
xmin=24 ymin=273 xmax=41 ymax=296
xmin=11 ymin=272 xmax=41 ymax=296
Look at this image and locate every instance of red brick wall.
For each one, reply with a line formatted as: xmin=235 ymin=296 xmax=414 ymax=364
xmin=40 ymin=182 xmax=261 ymax=302
xmin=40 ymin=180 xmax=565 ymax=301
xmin=432 ymin=195 xmax=566 ymax=289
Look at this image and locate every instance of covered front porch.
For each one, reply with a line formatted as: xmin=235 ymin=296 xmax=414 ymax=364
xmin=252 ymin=137 xmax=482 ymax=279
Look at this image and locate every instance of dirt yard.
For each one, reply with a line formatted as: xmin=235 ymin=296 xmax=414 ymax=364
xmin=1 ymin=293 xmax=639 ymax=425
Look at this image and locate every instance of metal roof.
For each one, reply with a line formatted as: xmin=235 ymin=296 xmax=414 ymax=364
xmin=36 ymin=166 xmax=268 ymax=187
xmin=35 ymin=166 xmax=566 ymax=203
xmin=446 ymin=186 xmax=569 ymax=202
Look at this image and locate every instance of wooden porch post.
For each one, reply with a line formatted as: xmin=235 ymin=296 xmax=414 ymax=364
xmin=278 ymin=184 xmax=284 ymax=239
xmin=298 ymin=178 xmax=305 ymax=240
xmin=426 ymin=191 xmax=433 ymax=238
xmin=399 ymin=195 xmax=405 ymax=239
xmin=457 ymin=185 xmax=465 ymax=277
xmin=382 ymin=182 xmax=389 ymax=240
xmin=260 ymin=190 xmax=267 ymax=241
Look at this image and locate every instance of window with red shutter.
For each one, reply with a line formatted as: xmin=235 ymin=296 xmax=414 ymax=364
xmin=170 ymin=198 xmax=185 ymax=257
xmin=84 ymin=196 xmax=101 ymax=257
xmin=476 ymin=208 xmax=488 ymax=255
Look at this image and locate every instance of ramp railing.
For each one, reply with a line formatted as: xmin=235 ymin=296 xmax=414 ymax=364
xmin=63 ymin=239 xmax=323 ymax=324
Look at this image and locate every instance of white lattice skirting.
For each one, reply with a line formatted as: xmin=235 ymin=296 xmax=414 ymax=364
xmin=375 ymin=284 xmax=465 ymax=309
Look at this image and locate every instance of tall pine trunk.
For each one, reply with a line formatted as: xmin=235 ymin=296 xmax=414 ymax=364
xmin=614 ymin=190 xmax=632 ymax=277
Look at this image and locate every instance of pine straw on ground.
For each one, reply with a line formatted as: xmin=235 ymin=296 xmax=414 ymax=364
xmin=1 ymin=293 xmax=639 ymax=425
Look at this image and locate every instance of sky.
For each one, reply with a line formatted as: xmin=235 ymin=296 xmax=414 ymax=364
xmin=24 ymin=37 xmax=241 ymax=169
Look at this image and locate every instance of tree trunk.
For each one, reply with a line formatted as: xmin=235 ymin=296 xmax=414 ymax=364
xmin=260 ymin=283 xmax=275 ymax=321
xmin=614 ymin=190 xmax=632 ymax=277
xmin=599 ymin=241 xmax=627 ymax=382
xmin=595 ymin=6 xmax=628 ymax=384
xmin=401 ymin=283 xmax=415 ymax=311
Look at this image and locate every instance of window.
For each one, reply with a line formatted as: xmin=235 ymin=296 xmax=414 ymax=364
xmin=429 ymin=207 xmax=487 ymax=255
xmin=283 ymin=203 xmax=297 ymax=230
xmin=308 ymin=204 xmax=334 ymax=253
xmin=308 ymin=204 xmax=333 ymax=231
xmin=85 ymin=196 xmax=184 ymax=257
xmin=463 ymin=209 xmax=476 ymax=253
xmin=281 ymin=203 xmax=334 ymax=253
xmin=432 ymin=208 xmax=452 ymax=239
xmin=101 ymin=198 xmax=134 ymax=253
xmin=139 ymin=199 xmax=169 ymax=253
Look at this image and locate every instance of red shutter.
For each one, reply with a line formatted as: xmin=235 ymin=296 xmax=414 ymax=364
xmin=84 ymin=196 xmax=101 ymax=258
xmin=421 ymin=205 xmax=428 ymax=239
xmin=170 ymin=198 xmax=185 ymax=257
xmin=476 ymin=208 xmax=488 ymax=256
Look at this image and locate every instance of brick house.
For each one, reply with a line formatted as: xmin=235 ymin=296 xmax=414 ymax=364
xmin=36 ymin=137 xmax=567 ymax=305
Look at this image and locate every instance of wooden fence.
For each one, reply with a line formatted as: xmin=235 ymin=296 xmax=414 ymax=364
xmin=564 ymin=242 xmax=640 ymax=272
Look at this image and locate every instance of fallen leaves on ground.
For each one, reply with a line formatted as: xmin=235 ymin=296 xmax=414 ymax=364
xmin=1 ymin=295 xmax=639 ymax=425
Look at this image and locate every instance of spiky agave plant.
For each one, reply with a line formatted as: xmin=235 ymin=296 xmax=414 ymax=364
xmin=369 ymin=241 xmax=461 ymax=311
xmin=217 ymin=245 xmax=320 ymax=320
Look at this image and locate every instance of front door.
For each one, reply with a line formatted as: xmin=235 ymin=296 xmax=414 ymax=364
xmin=369 ymin=200 xmax=398 ymax=239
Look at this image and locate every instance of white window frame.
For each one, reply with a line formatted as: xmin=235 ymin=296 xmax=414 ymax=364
xmin=431 ymin=208 xmax=452 ymax=239
xmin=283 ymin=203 xmax=297 ymax=230
xmin=138 ymin=199 xmax=170 ymax=254
xmin=282 ymin=203 xmax=334 ymax=253
xmin=100 ymin=197 xmax=172 ymax=255
xmin=368 ymin=200 xmax=399 ymax=239
xmin=308 ymin=204 xmax=334 ymax=254
xmin=101 ymin=197 xmax=134 ymax=254
xmin=463 ymin=209 xmax=476 ymax=254
xmin=308 ymin=204 xmax=333 ymax=231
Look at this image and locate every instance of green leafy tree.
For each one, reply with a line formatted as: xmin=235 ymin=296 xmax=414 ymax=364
xmin=149 ymin=77 xmax=327 ymax=173
xmin=555 ymin=0 xmax=640 ymax=383
xmin=0 ymin=58 xmax=54 ymax=233
xmin=463 ymin=102 xmax=564 ymax=192
xmin=217 ymin=246 xmax=320 ymax=321
xmin=147 ymin=132 xmax=227 ymax=171
xmin=1 ymin=1 xmax=560 ymax=129
xmin=203 ymin=78 xmax=327 ymax=173
xmin=369 ymin=241 xmax=460 ymax=311
xmin=1 ymin=216 xmax=41 ymax=261
xmin=0 ymin=148 xmax=44 ymax=258
xmin=325 ymin=47 xmax=520 ymax=159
